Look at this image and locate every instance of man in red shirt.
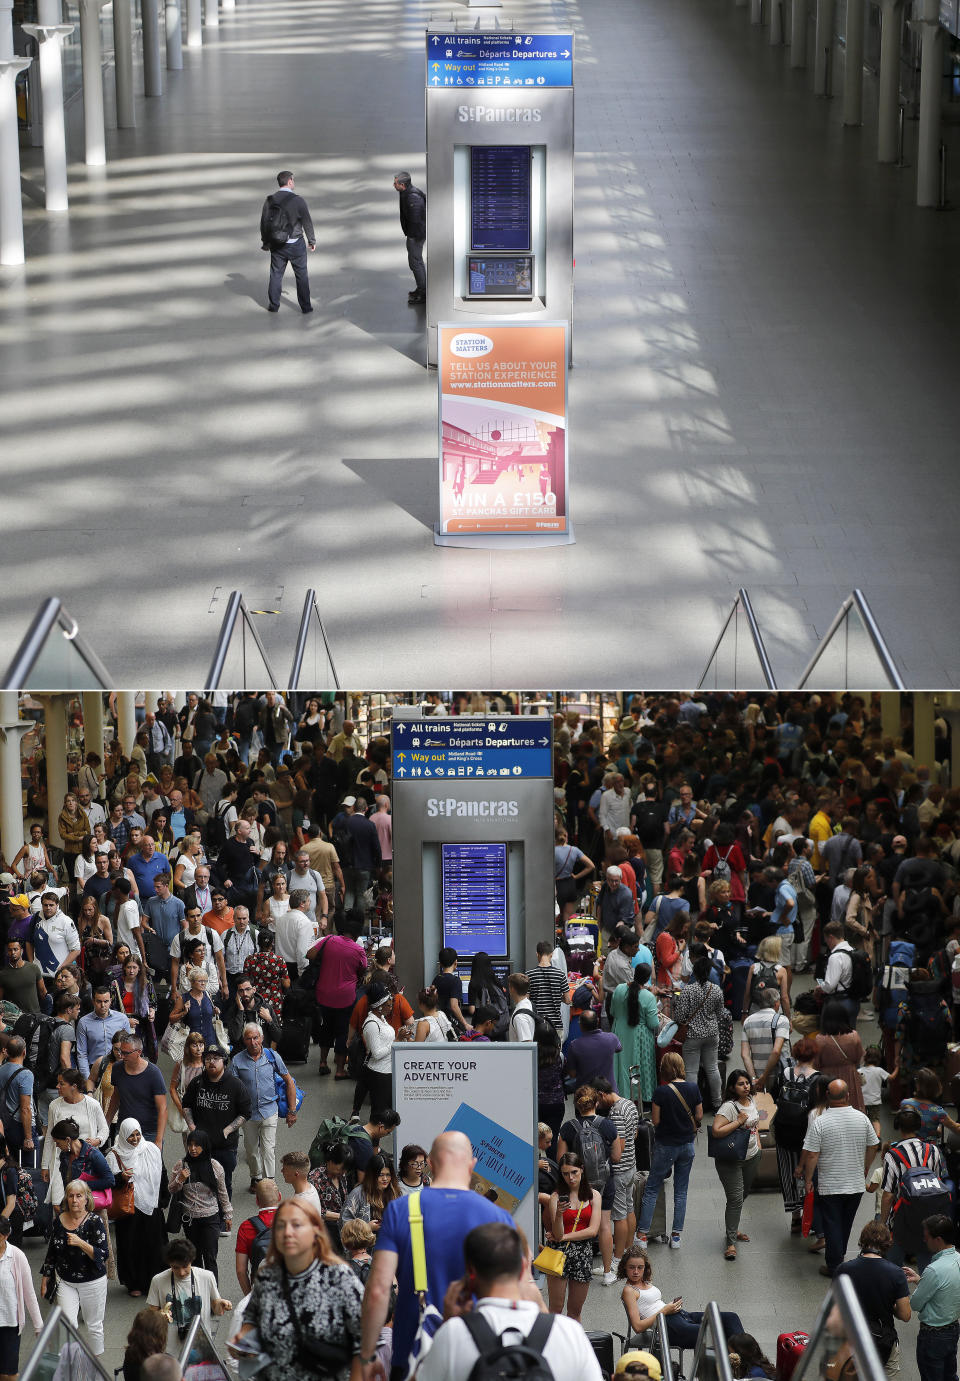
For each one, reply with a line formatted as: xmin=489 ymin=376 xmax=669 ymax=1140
xmin=235 ymin=1179 xmax=282 ymax=1293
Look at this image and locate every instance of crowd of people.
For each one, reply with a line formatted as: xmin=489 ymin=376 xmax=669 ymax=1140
xmin=0 ymin=689 xmax=956 ymax=1381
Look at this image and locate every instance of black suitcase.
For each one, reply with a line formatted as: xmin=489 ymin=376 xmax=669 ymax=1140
xmin=585 ymin=1330 xmax=615 ymax=1381
xmin=630 ymin=1069 xmax=655 ymax=1174
xmin=277 ymin=1014 xmax=312 ymax=1065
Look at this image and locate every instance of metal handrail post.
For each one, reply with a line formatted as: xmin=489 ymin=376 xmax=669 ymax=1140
xmin=205 ymin=591 xmax=279 ymax=691
xmin=655 ymin=1311 xmax=676 ymax=1381
xmin=2 ymin=597 xmax=113 ymax=689
xmin=288 ymin=588 xmax=341 ymax=691
xmin=691 ymin=1300 xmax=736 ymax=1381
xmin=698 ymin=587 xmax=777 ymax=690
xmin=798 ymin=589 xmax=904 ymax=689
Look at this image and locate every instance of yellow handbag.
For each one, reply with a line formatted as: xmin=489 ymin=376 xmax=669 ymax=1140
xmin=533 ymin=1200 xmax=585 ymax=1277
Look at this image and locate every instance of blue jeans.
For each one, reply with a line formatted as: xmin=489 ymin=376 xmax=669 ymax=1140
xmin=268 ymin=239 xmax=312 ymax=311
xmin=638 ymin=1140 xmax=695 ymax=1235
xmin=668 ymin=1310 xmax=744 ymax=1349
xmin=917 ymin=1323 xmax=959 ymax=1381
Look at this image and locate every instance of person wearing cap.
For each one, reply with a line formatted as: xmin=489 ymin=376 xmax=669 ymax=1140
xmin=392 ymin=172 xmax=426 ymax=305
xmin=111 ymin=878 xmax=145 ymax=965
xmin=331 ymin=795 xmax=381 ymax=917
xmin=615 ymin=1353 xmax=661 ymax=1380
xmin=416 ymin=1222 xmax=603 ymax=1381
xmin=182 ymin=1045 xmax=251 ymax=1198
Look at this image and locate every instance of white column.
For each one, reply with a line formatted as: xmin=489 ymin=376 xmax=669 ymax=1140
xmin=203 ymin=0 xmax=218 ymax=29
xmin=220 ymin=0 xmax=233 ymax=13
xmin=878 ymin=0 xmax=904 ymax=161
xmin=0 ymin=694 xmax=29 ymax=873
xmin=142 ymin=0 xmax=162 ymax=94
xmin=165 ymin=0 xmax=182 ymax=69
xmin=917 ymin=0 xmax=944 ymax=206
xmin=77 ymin=0 xmax=107 ymax=166
xmin=82 ymin=692 xmax=105 ymax=772
xmin=814 ymin=0 xmax=835 ymax=94
xmin=879 ymin=692 xmax=900 ymax=741
xmin=0 ymin=57 xmax=31 ymax=265
xmin=112 ymin=0 xmax=134 ymax=127
xmin=843 ymin=0 xmax=865 ymax=124
xmin=791 ymin=0 xmax=809 ymax=65
xmin=913 ymin=693 xmax=936 ymax=776
xmin=44 ymin=695 xmax=69 ymax=848
xmin=185 ymin=0 xmax=201 ymax=47
xmin=20 ymin=23 xmax=73 ymax=211
xmin=116 ymin=692 xmax=136 ymax=757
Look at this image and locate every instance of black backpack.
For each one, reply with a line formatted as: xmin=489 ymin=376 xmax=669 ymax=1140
xmin=774 ymin=1070 xmax=818 ymax=1153
xmin=332 ymin=818 xmax=355 ymax=868
xmin=12 ymin=1012 xmax=62 ymax=1090
xmin=462 ymin=1311 xmax=555 ymax=1381
xmin=207 ymin=800 xmax=233 ymax=852
xmin=890 ymin=1143 xmax=953 ymax=1253
xmin=246 ymin=1211 xmax=274 ymax=1280
xmin=261 ymin=194 xmax=294 ymax=248
xmin=907 ymin=983 xmax=952 ymax=1061
xmin=843 ymin=949 xmax=874 ymax=1003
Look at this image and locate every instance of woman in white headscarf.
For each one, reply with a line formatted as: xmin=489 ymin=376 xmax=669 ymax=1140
xmin=106 ymin=1119 xmax=168 ymax=1296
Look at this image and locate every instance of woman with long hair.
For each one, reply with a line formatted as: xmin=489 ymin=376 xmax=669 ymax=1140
xmin=105 ymin=1119 xmax=167 ymax=1296
xmin=339 ymin=1154 xmax=400 ymax=1235
xmin=619 ymin=1244 xmax=744 ymax=1349
xmin=466 ymin=951 xmax=510 ymax=1022
xmin=230 ymin=1198 xmax=363 ymax=1381
xmin=609 ymin=962 xmax=659 ymax=1104
xmin=655 ymin=912 xmax=689 ymax=989
xmin=147 ymin=811 xmax=175 ymax=855
xmin=111 ymin=954 xmax=158 ymax=1061
xmin=727 ymin=1333 xmax=776 ymax=1379
xmin=711 ymin=1069 xmax=763 ymax=1260
xmin=413 ymin=987 xmax=455 ymax=1043
xmin=169 ymin=1130 xmax=231 ymax=1278
xmin=70 ymin=832 xmax=98 ymax=894
xmin=545 ymin=1152 xmax=601 ymax=1322
xmin=535 ymin=1020 xmax=566 ymax=1145
xmin=634 ymin=1050 xmax=702 ymax=1252
xmin=261 ymin=869 xmax=291 ymax=928
xmin=121 ymin=1307 xmax=168 ymax=1381
xmin=172 ymin=832 xmax=204 ymax=896
xmin=76 ymin=893 xmax=113 ymax=948
xmin=813 ymin=1000 xmax=866 ymax=1113
xmin=169 ymin=1032 xmax=206 ymax=1145
xmin=57 ymin=792 xmax=89 ymax=881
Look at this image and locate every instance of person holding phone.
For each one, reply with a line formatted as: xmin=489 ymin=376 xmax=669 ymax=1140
xmin=618 ymin=1244 xmax=744 ymax=1347
xmin=544 ymin=1153 xmax=601 ymax=1322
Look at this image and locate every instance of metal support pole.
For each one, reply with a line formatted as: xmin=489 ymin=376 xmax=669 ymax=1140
xmin=141 ymin=0 xmax=162 ymax=95
xmin=843 ymin=0 xmax=865 ymax=123
xmin=165 ymin=0 xmax=182 ymax=69
xmin=791 ymin=0 xmax=808 ymax=64
xmin=112 ymin=0 xmax=134 ymax=127
xmin=0 ymin=56 xmax=31 ymax=264
xmin=770 ymin=0 xmax=783 ymax=44
xmin=750 ymin=0 xmax=763 ymax=24
xmin=186 ymin=0 xmax=201 ymax=47
xmin=43 ymin=695 xmax=69 ymax=848
xmin=814 ymin=0 xmax=835 ymax=94
xmin=917 ymin=0 xmax=944 ymax=205
xmin=21 ymin=24 xmax=73 ymax=211
xmin=77 ymin=0 xmax=106 ymax=166
xmin=878 ymin=0 xmax=904 ymax=161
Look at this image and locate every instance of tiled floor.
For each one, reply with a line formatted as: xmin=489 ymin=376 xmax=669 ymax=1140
xmin=2 ymin=0 xmax=958 ymax=686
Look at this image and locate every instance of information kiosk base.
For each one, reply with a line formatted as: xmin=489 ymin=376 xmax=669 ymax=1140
xmin=433 ymin=522 xmax=575 ymax=548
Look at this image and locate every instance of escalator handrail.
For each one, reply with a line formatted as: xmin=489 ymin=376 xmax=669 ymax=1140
xmin=2 ymin=596 xmax=113 ymax=690
xmin=697 ymin=586 xmax=777 ymax=690
xmin=798 ymin=588 xmax=905 ymax=689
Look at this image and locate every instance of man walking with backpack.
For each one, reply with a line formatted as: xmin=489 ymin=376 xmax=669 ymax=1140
xmin=260 ymin=170 xmax=316 ymax=314
xmin=235 ymin=1179 xmax=281 ymax=1293
xmin=416 ymin=1222 xmax=603 ymax=1381
xmin=879 ymin=1108 xmax=951 ymax=1272
xmin=0 ymin=1036 xmax=37 ymax=1162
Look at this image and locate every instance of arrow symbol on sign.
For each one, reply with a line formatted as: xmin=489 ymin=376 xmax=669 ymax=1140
xmin=431 ymin=34 xmax=440 ymax=42
xmin=539 ymin=736 xmax=549 ymax=745
xmin=561 ymin=48 xmax=570 ymax=56
xmin=394 ymin=723 xmax=406 ymax=734
xmin=431 ymin=76 xmax=439 ymax=84
xmin=397 ymin=753 xmax=406 ymax=762
xmin=396 ymin=766 xmax=407 ymax=776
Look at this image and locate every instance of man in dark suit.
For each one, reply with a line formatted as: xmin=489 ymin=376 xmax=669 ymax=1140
xmin=261 ymin=170 xmax=316 ymax=314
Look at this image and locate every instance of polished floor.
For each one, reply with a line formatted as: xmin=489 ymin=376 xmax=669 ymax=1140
xmin=2 ymin=0 xmax=958 ymax=687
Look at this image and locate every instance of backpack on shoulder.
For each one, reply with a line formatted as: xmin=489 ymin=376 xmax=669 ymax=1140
xmin=12 ymin=1011 xmax=62 ymax=1091
xmin=907 ymin=981 xmax=952 ymax=1062
xmin=246 ymin=1211 xmax=273 ymax=1280
xmin=843 ymin=949 xmax=874 ymax=1003
xmin=461 ymin=1311 xmax=555 ymax=1381
xmin=261 ymin=194 xmax=294 ymax=249
xmin=751 ymin=962 xmax=780 ymax=1002
xmin=575 ymin=1116 xmax=611 ymax=1189
xmin=890 ymin=1143 xmax=953 ymax=1253
xmin=774 ymin=1070 xmax=818 ymax=1154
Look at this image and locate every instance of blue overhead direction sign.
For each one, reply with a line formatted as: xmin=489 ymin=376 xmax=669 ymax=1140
xmin=392 ymin=716 xmax=552 ymax=779
xmin=426 ymin=32 xmax=573 ymax=88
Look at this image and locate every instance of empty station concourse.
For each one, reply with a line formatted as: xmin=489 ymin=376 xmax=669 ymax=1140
xmin=1 ymin=0 xmax=959 ymax=687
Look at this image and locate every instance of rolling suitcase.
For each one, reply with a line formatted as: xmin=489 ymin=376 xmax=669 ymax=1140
xmin=630 ymin=1069 xmax=655 ymax=1174
xmin=585 ymin=1330 xmax=615 ymax=1381
xmin=776 ymin=1331 xmax=808 ymax=1380
xmin=278 ymin=989 xmax=314 ymax=1064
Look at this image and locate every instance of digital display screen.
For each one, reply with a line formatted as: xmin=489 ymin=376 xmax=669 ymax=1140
xmin=441 ymin=843 xmax=508 ymax=956
xmin=466 ymin=255 xmax=534 ymax=298
xmin=471 ymin=146 xmax=531 ymax=252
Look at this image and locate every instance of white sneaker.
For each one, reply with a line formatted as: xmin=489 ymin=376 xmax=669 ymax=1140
xmin=670 ymin=1233 xmax=682 ymax=1249
xmin=602 ymin=1270 xmax=618 ymax=1286
xmin=635 ymin=1234 xmax=648 ymax=1250
xmin=591 ymin=1264 xmax=604 ymax=1277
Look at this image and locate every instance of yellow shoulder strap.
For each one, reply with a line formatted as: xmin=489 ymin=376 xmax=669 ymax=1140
xmin=408 ymin=1189 xmax=427 ymax=1297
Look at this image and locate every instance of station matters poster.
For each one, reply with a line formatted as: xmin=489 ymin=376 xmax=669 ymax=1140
xmin=438 ymin=322 xmax=568 ymax=536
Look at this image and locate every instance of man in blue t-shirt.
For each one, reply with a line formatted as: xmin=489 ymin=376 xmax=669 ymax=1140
xmin=358 ymin=1131 xmax=513 ymax=1381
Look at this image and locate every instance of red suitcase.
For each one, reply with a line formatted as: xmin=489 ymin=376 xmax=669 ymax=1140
xmin=776 ymin=1332 xmax=809 ymax=1380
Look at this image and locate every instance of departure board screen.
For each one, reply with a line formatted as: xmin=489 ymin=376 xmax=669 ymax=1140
xmin=471 ymin=146 xmax=531 ymax=252
xmin=441 ymin=843 xmax=508 ymax=956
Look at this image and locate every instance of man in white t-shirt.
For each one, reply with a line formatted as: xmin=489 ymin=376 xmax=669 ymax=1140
xmin=507 ymin=973 xmax=536 ymax=1042
xmin=110 ymin=878 xmax=146 ymax=963
xmin=801 ymin=1079 xmax=880 ymax=1279
xmin=29 ymin=892 xmax=81 ymax=977
xmin=274 ymin=890 xmax=316 ymax=979
xmin=286 ymin=851 xmax=327 ymax=923
xmin=417 ymin=1222 xmax=602 ymax=1381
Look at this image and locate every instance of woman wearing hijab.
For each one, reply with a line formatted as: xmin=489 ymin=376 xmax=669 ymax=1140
xmin=169 ymin=1130 xmax=232 ymax=1280
xmin=106 ymin=1119 xmax=168 ymax=1296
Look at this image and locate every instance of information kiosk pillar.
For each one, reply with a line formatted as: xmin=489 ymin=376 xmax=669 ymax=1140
xmin=424 ymin=31 xmax=574 ymax=368
xmin=391 ymin=711 xmax=555 ymax=998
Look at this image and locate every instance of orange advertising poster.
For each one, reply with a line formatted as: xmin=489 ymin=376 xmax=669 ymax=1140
xmin=438 ymin=322 xmax=568 ymax=535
